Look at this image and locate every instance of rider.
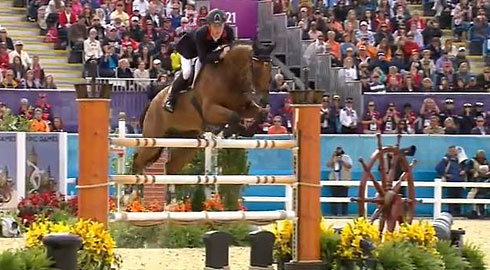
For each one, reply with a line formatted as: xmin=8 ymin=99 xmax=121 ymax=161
xmin=163 ymin=9 xmax=235 ymax=113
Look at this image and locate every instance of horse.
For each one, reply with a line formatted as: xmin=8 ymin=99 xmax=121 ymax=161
xmin=132 ymin=42 xmax=275 ymax=174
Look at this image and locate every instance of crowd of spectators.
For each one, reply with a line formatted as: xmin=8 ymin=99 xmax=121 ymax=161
xmin=0 ymin=94 xmax=64 ymax=132
xmin=30 ymin=0 xmax=210 ymax=80
xmin=0 ymin=27 xmax=57 ymax=89
xmin=268 ymin=0 xmax=490 ymax=92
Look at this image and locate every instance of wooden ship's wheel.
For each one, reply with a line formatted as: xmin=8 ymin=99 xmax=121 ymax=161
xmin=354 ymin=134 xmax=417 ymax=232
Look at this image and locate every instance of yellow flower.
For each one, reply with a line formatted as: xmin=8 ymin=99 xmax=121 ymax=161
xmin=338 ymin=217 xmax=380 ymax=259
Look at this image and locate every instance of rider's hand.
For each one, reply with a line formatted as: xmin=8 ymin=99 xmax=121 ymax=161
xmin=220 ymin=46 xmax=230 ymax=59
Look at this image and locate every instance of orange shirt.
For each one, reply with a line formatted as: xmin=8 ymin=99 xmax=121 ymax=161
xmin=268 ymin=125 xmax=288 ymax=134
xmin=327 ymin=40 xmax=341 ymax=60
xmin=30 ymin=119 xmax=50 ymax=132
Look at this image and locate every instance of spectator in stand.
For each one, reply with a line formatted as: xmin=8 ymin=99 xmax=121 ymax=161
xmin=474 ymin=102 xmax=487 ymax=119
xmin=58 ymin=5 xmax=77 ymax=28
xmin=308 ymin=21 xmax=322 ymax=40
xmin=382 ymin=102 xmax=400 ymax=134
xmin=9 ymin=41 xmax=31 ymax=69
xmin=0 ymin=43 xmax=9 ymax=71
xmin=90 ymin=15 xmax=106 ymax=40
xmin=35 ymin=93 xmax=52 ymax=121
xmin=369 ymin=51 xmax=390 ymax=74
xmin=21 ymin=70 xmax=41 ymax=89
xmin=455 ymin=62 xmax=472 ymax=90
xmin=466 ymin=76 xmax=480 ymax=91
xmin=443 ymin=117 xmax=459 ymax=134
xmin=147 ymin=73 xmax=169 ymax=100
xmin=271 ymin=73 xmax=289 ymax=92
xmin=340 ymin=34 xmax=356 ymax=59
xmin=51 ymin=117 xmax=65 ymax=132
xmin=110 ymin=1 xmax=130 ymax=26
xmin=278 ymin=98 xmax=294 ymax=131
xmin=339 ymin=97 xmax=358 ymax=133
xmin=137 ymin=45 xmax=152 ymax=69
xmin=18 ymin=98 xmax=33 ymax=119
xmin=133 ymin=0 xmax=149 ymax=16
xmin=268 ymin=115 xmax=288 ymax=134
xmin=153 ymin=44 xmax=173 ymax=72
xmin=423 ymin=115 xmax=445 ymax=134
xmin=368 ymin=72 xmax=385 ymax=92
xmin=436 ymin=61 xmax=455 ymax=87
xmin=133 ymin=61 xmax=150 ymax=89
xmin=1 ymin=70 xmax=18 ymax=88
xmin=386 ymin=75 xmax=403 ymax=92
xmin=29 ymin=108 xmax=50 ymax=132
xmin=439 ymin=98 xmax=458 ymax=123
xmin=320 ymin=95 xmax=335 ymax=134
xmin=84 ymin=28 xmax=103 ymax=62
xmin=435 ymin=145 xmax=466 ymax=216
xmin=126 ymin=116 xmax=141 ymax=134
xmin=304 ymin=33 xmax=326 ymax=65
xmin=103 ymin=26 xmax=122 ymax=54
xmin=419 ymin=98 xmax=440 ymax=128
xmin=149 ymin=59 xmax=165 ymax=78
xmin=342 ymin=57 xmax=357 ymax=81
xmin=362 ymin=101 xmax=382 ymax=133
xmin=476 ymin=66 xmax=490 ymax=91
xmin=0 ymin=28 xmax=14 ymax=51
xmin=459 ymin=103 xmax=476 ymax=134
xmin=454 ymin=47 xmax=470 ymax=71
xmin=326 ymin=31 xmax=341 ymax=60
xmin=421 ymin=20 xmax=442 ymax=46
xmin=356 ymin=21 xmax=374 ymax=44
xmin=68 ymin=17 xmax=88 ymax=49
xmin=10 ymin=56 xmax=26 ymax=81
xmin=29 ymin=56 xmax=45 ymax=85
xmin=471 ymin=116 xmax=489 ymax=135
xmin=402 ymin=103 xmax=417 ymax=132
xmin=71 ymin=0 xmax=82 ymax=17
xmin=42 ymin=75 xmax=57 ymax=89
xmin=469 ymin=15 xmax=490 ymax=45
xmin=374 ymin=22 xmax=394 ymax=46
xmin=116 ymin=58 xmax=133 ymax=78
xmin=99 ymin=44 xmax=118 ymax=77
xmin=327 ymin=146 xmax=352 ymax=216
xmin=391 ymin=50 xmax=408 ymax=72
xmin=442 ymin=39 xmax=458 ymax=57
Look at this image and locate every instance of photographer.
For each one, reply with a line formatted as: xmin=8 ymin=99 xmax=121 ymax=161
xmin=327 ymin=146 xmax=353 ymax=216
xmin=466 ymin=150 xmax=490 ymax=219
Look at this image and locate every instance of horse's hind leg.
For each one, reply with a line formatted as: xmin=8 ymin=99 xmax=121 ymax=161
xmin=132 ymin=147 xmax=163 ymax=174
xmin=166 ymin=148 xmax=198 ymax=174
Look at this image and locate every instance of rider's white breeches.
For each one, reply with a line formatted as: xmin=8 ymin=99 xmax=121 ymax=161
xmin=180 ymin=55 xmax=202 ymax=85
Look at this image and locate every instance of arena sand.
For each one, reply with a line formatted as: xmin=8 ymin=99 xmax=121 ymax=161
xmin=0 ymin=219 xmax=488 ymax=270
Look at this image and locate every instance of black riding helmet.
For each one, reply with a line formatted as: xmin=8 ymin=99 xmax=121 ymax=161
xmin=206 ymin=9 xmax=226 ymax=25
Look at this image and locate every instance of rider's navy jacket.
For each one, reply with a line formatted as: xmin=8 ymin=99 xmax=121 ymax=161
xmin=175 ymin=24 xmax=235 ymax=64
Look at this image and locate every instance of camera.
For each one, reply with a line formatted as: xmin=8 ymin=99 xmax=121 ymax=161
xmin=335 ymin=147 xmax=345 ymax=157
xmin=401 ymin=145 xmax=416 ymax=157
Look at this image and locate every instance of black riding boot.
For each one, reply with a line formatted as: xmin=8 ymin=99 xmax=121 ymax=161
xmin=164 ymin=74 xmax=188 ymax=113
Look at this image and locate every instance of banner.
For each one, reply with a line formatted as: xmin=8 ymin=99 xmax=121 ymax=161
xmin=25 ymin=133 xmax=68 ymax=196
xmin=0 ymin=132 xmax=25 ymax=210
xmin=210 ymin=0 xmax=258 ymax=38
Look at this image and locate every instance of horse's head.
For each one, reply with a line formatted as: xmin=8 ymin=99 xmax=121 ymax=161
xmin=252 ymin=41 xmax=275 ymax=106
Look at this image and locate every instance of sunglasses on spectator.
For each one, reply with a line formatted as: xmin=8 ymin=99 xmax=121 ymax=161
xmin=368 ymin=104 xmax=375 ymax=107
xmin=477 ymin=120 xmax=485 ymax=122
xmin=273 ymin=120 xmax=282 ymax=123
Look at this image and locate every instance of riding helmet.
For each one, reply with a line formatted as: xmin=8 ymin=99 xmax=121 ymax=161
xmin=207 ymin=9 xmax=226 ymax=25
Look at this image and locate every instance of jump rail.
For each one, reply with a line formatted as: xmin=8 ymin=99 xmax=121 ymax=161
xmin=111 ymin=210 xmax=295 ymax=223
xmin=110 ymin=137 xmax=296 ymax=149
xmin=111 ymin=174 xmax=296 ymax=185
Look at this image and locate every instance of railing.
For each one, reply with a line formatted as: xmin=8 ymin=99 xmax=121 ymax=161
xmin=85 ymin=77 xmax=157 ymax=92
xmin=244 ymin=179 xmax=490 ymax=218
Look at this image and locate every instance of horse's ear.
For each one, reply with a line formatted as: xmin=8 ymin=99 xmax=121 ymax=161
xmin=265 ymin=43 xmax=276 ymax=55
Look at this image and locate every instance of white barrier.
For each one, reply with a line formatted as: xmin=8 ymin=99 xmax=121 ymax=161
xmin=110 ymin=137 xmax=296 ymax=149
xmin=242 ymin=179 xmax=490 ymax=218
xmin=111 ymin=174 xmax=296 ymax=185
xmin=111 ymin=210 xmax=295 ymax=223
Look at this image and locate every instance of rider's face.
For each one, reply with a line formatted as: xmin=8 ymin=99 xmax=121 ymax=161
xmin=209 ymin=23 xmax=224 ymax=40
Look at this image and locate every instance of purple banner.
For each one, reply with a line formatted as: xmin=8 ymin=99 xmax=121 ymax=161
xmin=210 ymin=0 xmax=258 ymax=39
xmin=363 ymin=93 xmax=490 ymax=114
xmin=0 ymin=90 xmax=148 ymax=132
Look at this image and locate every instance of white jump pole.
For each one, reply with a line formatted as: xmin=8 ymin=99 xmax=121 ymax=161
xmin=111 ymin=174 xmax=296 ymax=185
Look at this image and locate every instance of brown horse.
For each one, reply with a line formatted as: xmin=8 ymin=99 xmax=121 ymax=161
xmin=132 ymin=42 xmax=275 ymax=174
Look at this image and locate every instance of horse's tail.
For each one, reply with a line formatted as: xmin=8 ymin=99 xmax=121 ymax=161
xmin=140 ymin=102 xmax=150 ymax=130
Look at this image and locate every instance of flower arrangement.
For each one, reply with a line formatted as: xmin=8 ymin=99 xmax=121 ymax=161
xmin=18 ymin=191 xmax=61 ymax=226
xmin=203 ymin=193 xmax=224 ymax=211
xmin=26 ymin=218 xmax=121 ymax=269
xmin=338 ymin=217 xmax=380 ymax=260
xmin=165 ymin=198 xmax=192 ymax=212
xmin=384 ymin=221 xmax=438 ymax=252
xmin=125 ymin=198 xmax=165 ymax=212
xmin=264 ymin=219 xmax=294 ymax=262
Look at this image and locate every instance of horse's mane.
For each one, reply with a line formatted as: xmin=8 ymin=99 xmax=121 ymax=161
xmin=220 ymin=45 xmax=253 ymax=89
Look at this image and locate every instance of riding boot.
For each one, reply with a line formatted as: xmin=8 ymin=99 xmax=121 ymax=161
xmin=164 ymin=74 xmax=187 ymax=113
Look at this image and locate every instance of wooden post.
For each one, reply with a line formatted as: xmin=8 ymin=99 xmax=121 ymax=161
xmin=75 ymin=80 xmax=112 ymax=227
xmin=286 ymin=90 xmax=325 ymax=270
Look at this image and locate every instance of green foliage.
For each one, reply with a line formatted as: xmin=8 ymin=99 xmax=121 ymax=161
xmin=0 ymin=248 xmax=53 ymax=270
xmin=0 ymin=110 xmax=30 ymax=132
xmin=436 ymin=241 xmax=471 ymax=270
xmin=320 ymin=232 xmax=341 ymax=270
xmin=50 ymin=209 xmax=77 ymax=224
xmin=0 ymin=250 xmax=23 ymax=270
xmin=462 ymin=243 xmax=487 ymax=270
xmin=110 ymin=222 xmax=160 ymax=248
xmin=77 ymin=250 xmax=114 ymax=270
xmin=376 ymin=242 xmax=414 ymax=270
xmin=406 ymin=244 xmax=444 ymax=270
xmin=157 ymin=223 xmax=208 ymax=248
xmin=191 ymin=185 xmax=206 ymax=212
xmin=18 ymin=247 xmax=53 ymax=270
xmin=218 ymin=149 xmax=249 ymax=210
xmin=110 ymin=222 xmax=253 ymax=248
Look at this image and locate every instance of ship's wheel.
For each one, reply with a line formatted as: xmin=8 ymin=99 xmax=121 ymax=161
xmin=354 ymin=134 xmax=417 ymax=232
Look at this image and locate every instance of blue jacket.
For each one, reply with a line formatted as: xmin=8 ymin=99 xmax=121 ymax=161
xmin=435 ymin=154 xmax=464 ymax=182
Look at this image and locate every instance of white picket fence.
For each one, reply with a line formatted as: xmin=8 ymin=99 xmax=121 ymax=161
xmin=246 ymin=179 xmax=490 ymax=219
